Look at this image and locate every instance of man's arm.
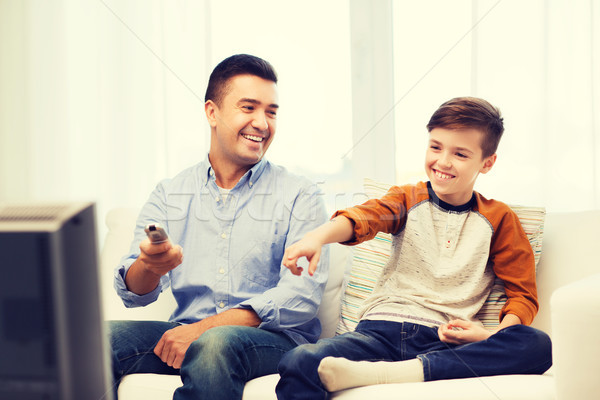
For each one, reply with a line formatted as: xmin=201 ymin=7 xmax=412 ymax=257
xmin=124 ymin=238 xmax=183 ymax=295
xmin=154 ymin=308 xmax=261 ymax=369
xmin=114 ymin=181 xmax=178 ymax=307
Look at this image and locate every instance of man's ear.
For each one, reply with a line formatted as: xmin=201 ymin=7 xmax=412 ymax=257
xmin=480 ymin=153 xmax=497 ymax=174
xmin=205 ymin=100 xmax=218 ymax=128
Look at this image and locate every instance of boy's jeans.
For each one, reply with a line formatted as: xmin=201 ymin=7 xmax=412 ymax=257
xmin=109 ymin=320 xmax=296 ymax=400
xmin=276 ymin=320 xmax=552 ymax=400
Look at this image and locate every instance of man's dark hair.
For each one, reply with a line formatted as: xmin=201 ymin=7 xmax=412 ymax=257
xmin=204 ymin=54 xmax=278 ymax=106
xmin=426 ymin=97 xmax=504 ymax=158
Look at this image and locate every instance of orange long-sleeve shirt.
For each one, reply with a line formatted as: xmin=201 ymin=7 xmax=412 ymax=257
xmin=334 ymin=181 xmax=538 ymax=326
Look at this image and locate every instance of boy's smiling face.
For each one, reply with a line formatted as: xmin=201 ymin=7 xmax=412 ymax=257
xmin=425 ymin=127 xmax=497 ymax=206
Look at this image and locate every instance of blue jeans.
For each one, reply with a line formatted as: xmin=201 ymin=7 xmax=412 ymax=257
xmin=276 ymin=320 xmax=552 ymax=400
xmin=109 ymin=320 xmax=296 ymax=400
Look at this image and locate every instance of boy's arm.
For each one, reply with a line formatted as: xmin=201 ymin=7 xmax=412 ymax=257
xmin=332 ymin=183 xmax=423 ymax=245
xmin=491 ymin=210 xmax=539 ymax=325
xmin=495 ymin=313 xmax=522 ymax=331
xmin=283 ymin=183 xmax=419 ymax=276
xmin=283 ymin=216 xmax=354 ymax=276
xmin=283 ymin=183 xmax=421 ymax=276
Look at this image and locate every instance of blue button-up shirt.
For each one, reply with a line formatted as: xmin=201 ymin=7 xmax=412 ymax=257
xmin=114 ymin=155 xmax=330 ymax=344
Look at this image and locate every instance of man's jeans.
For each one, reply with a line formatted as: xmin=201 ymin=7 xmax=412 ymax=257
xmin=109 ymin=320 xmax=296 ymax=400
xmin=276 ymin=320 xmax=552 ymax=400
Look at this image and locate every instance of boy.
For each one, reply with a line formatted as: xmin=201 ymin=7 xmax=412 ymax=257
xmin=275 ymin=97 xmax=552 ymax=399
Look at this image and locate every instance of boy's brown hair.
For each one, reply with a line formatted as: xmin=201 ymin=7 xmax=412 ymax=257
xmin=426 ymin=97 xmax=504 ymax=159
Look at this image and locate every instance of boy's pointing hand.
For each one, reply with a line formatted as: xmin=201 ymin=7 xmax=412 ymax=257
xmin=283 ymin=235 xmax=323 ymax=276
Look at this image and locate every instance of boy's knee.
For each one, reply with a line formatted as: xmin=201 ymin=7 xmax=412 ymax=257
xmin=278 ymin=344 xmax=321 ymax=374
xmin=503 ymin=324 xmax=553 ymax=365
xmin=520 ymin=326 xmax=553 ymax=373
xmin=513 ymin=325 xmax=551 ymax=347
xmin=532 ymin=328 xmax=551 ymax=349
xmin=530 ymin=327 xmax=552 ymax=359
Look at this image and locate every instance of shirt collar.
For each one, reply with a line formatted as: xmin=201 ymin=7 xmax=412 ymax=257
xmin=200 ymin=154 xmax=269 ymax=188
xmin=426 ymin=181 xmax=475 ymax=213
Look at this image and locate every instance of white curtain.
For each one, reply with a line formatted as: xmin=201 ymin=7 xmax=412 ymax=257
xmin=0 ymin=0 xmax=211 ymax=229
xmin=0 ymin=0 xmax=353 ymax=235
xmin=0 ymin=0 xmax=598 ymax=241
xmin=392 ymin=0 xmax=599 ymax=212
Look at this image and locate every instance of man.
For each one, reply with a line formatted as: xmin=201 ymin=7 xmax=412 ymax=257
xmin=109 ymin=54 xmax=330 ymax=400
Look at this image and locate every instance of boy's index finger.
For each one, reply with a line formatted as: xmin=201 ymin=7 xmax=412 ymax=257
xmin=307 ymin=251 xmax=321 ymax=276
xmin=282 ymin=253 xmax=301 ymax=276
xmin=285 ymin=262 xmax=303 ymax=276
xmin=283 ymin=248 xmax=297 ymax=265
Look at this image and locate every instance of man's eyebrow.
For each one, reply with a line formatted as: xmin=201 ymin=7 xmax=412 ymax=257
xmin=238 ymin=98 xmax=279 ymax=108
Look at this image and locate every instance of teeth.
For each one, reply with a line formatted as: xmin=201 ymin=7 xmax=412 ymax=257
xmin=242 ymin=134 xmax=263 ymax=142
xmin=435 ymin=170 xmax=453 ymax=179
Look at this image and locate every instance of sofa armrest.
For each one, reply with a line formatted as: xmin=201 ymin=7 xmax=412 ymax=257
xmin=550 ymin=273 xmax=600 ymax=400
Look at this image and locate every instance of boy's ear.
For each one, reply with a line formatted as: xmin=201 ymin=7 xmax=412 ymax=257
xmin=480 ymin=153 xmax=497 ymax=174
xmin=205 ymin=100 xmax=218 ymax=128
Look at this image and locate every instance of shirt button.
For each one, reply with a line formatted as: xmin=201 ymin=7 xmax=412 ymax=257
xmin=215 ymin=196 xmax=220 ymax=202
xmin=220 ymin=233 xmax=227 ymax=239
xmin=219 ymin=302 xmax=225 ymax=308
xmin=249 ymin=181 xmax=253 ymax=187
xmin=219 ymin=268 xmax=225 ymax=274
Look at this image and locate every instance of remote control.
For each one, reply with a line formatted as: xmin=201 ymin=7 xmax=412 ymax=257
xmin=144 ymin=223 xmax=169 ymax=244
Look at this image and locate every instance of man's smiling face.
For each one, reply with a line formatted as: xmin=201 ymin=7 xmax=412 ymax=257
xmin=207 ymin=74 xmax=279 ymax=169
xmin=425 ymin=127 xmax=496 ymax=206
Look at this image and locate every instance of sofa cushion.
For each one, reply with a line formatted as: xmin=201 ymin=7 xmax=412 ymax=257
xmin=336 ymin=178 xmax=546 ymax=334
xmin=119 ymin=370 xmax=556 ymax=400
xmin=316 ymin=243 xmax=352 ymax=338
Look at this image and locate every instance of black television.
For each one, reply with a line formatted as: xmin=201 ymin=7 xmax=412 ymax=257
xmin=0 ymin=202 xmax=114 ymax=400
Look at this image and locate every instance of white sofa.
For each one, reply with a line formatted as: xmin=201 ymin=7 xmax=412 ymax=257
xmin=100 ymin=208 xmax=600 ymax=400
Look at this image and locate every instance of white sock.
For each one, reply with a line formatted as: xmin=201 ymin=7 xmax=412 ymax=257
xmin=317 ymin=357 xmax=424 ymax=392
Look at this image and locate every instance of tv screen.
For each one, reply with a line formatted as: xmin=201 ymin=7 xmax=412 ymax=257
xmin=0 ymin=202 xmax=113 ymax=400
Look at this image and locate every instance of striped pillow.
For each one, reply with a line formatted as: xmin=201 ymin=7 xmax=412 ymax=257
xmin=335 ymin=179 xmax=545 ymax=334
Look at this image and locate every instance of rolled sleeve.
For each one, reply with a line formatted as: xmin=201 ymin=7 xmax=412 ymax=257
xmin=333 ymin=186 xmax=409 ymax=245
xmin=113 ymin=257 xmax=168 ymax=307
xmin=238 ymin=182 xmax=330 ymax=341
xmin=240 ymin=246 xmax=329 ymax=331
xmin=112 ymin=181 xmax=171 ymax=308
